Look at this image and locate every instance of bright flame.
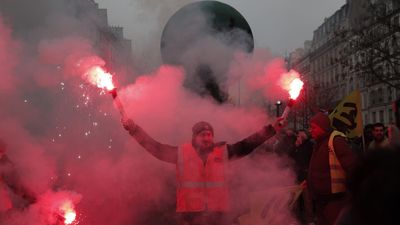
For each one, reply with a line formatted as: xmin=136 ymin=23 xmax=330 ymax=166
xmin=288 ymin=78 xmax=304 ymax=100
xmin=280 ymin=70 xmax=304 ymax=100
xmin=60 ymin=201 xmax=77 ymax=225
xmin=85 ymin=66 xmax=115 ymax=91
xmin=64 ymin=210 xmax=76 ymax=224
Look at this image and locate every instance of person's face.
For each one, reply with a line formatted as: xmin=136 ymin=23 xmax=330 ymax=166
xmin=193 ymin=130 xmax=214 ymax=150
xmin=372 ymin=126 xmax=385 ymax=141
xmin=309 ymin=123 xmax=325 ymax=140
xmin=295 ymin=131 xmax=308 ymax=147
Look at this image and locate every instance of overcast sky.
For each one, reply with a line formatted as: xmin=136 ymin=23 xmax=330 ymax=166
xmin=95 ymin=0 xmax=347 ymax=56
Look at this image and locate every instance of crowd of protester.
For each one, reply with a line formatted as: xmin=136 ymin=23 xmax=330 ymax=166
xmin=1 ymin=110 xmax=399 ymax=225
xmin=266 ymin=113 xmax=400 ymax=225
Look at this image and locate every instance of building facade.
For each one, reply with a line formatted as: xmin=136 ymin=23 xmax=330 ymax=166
xmin=290 ymin=0 xmax=400 ymax=128
xmin=0 ymin=0 xmax=133 ymax=70
xmin=67 ymin=0 xmax=133 ymax=69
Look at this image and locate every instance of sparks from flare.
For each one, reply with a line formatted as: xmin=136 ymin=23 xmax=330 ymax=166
xmin=84 ymin=66 xmax=115 ymax=91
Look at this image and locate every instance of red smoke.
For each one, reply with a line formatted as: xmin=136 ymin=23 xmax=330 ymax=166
xmin=0 ymin=9 xmax=299 ymax=225
xmin=227 ymin=50 xmax=303 ymax=104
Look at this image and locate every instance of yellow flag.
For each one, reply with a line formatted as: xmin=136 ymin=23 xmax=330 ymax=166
xmin=329 ymin=90 xmax=363 ymax=138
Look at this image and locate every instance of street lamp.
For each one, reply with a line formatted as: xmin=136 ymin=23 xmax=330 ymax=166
xmin=276 ymin=100 xmax=282 ymax=118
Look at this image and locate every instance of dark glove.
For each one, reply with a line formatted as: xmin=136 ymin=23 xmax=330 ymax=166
xmin=122 ymin=118 xmax=138 ymax=134
xmin=273 ymin=117 xmax=287 ymax=133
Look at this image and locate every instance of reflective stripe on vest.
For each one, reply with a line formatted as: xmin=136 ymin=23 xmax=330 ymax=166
xmin=328 ymin=130 xmax=347 ymax=194
xmin=176 ymin=143 xmax=229 ymax=212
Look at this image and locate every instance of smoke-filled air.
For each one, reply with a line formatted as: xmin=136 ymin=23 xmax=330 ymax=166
xmin=0 ymin=0 xmax=304 ymax=225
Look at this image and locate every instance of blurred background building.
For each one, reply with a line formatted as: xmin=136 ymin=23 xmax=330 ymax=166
xmin=288 ymin=0 xmax=400 ymax=128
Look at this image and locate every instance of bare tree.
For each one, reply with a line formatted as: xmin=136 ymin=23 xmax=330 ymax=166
xmin=344 ymin=0 xmax=400 ymax=89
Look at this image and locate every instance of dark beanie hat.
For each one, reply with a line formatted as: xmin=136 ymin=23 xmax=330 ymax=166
xmin=192 ymin=121 xmax=214 ymax=136
xmin=310 ymin=112 xmax=333 ymax=133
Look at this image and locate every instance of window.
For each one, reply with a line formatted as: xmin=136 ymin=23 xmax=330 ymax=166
xmin=378 ymin=88 xmax=384 ymax=103
xmin=375 ymin=66 xmax=383 ymax=82
xmin=370 ymin=91 xmax=376 ymax=106
xmin=388 ymin=87 xmax=393 ymax=102
xmin=379 ymin=110 xmax=384 ymax=123
xmin=361 ymin=52 xmax=366 ymax=65
xmin=318 ymin=59 xmax=321 ymax=71
xmin=360 ymin=77 xmax=365 ymax=88
xmin=349 ymin=78 xmax=354 ymax=91
xmin=393 ymin=15 xmax=399 ymax=26
xmin=389 ymin=108 xmax=394 ymax=123
xmin=372 ymin=112 xmax=376 ymax=124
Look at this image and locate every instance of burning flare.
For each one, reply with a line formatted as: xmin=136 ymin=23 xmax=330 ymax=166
xmin=60 ymin=201 xmax=77 ymax=224
xmin=280 ymin=70 xmax=304 ymax=100
xmin=288 ymin=78 xmax=304 ymax=100
xmin=279 ymin=70 xmax=304 ymax=120
xmin=84 ymin=66 xmax=115 ymax=91
xmin=74 ymin=56 xmax=115 ymax=91
xmin=75 ymin=56 xmax=126 ymax=119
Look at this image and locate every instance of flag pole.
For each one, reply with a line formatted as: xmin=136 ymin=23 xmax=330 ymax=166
xmin=361 ymin=132 xmax=366 ymax=153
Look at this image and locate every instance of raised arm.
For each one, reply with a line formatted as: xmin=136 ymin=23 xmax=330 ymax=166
xmin=227 ymin=118 xmax=286 ymax=159
xmin=122 ymin=119 xmax=178 ymax=164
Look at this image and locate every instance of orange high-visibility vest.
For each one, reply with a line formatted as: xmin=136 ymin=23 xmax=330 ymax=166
xmin=328 ymin=131 xmax=347 ymax=194
xmin=176 ymin=143 xmax=230 ymax=212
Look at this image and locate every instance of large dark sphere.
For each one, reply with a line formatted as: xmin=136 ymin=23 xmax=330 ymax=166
xmin=161 ymin=0 xmax=253 ymax=65
xmin=160 ymin=1 xmax=254 ymax=103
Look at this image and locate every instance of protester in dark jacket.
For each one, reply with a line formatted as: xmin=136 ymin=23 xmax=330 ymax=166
xmin=335 ymin=148 xmax=400 ymax=225
xmin=287 ymin=130 xmax=315 ymax=225
xmin=291 ymin=130 xmax=313 ymax=183
xmin=308 ymin=113 xmax=356 ymax=225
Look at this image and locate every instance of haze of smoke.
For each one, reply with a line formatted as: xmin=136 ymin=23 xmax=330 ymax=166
xmin=227 ymin=50 xmax=292 ymax=107
xmin=0 ymin=2 xmax=299 ymax=225
xmin=114 ymin=0 xmax=190 ymax=72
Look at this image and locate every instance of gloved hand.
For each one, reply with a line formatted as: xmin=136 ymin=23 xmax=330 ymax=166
xmin=273 ymin=117 xmax=287 ymax=133
xmin=121 ymin=118 xmax=137 ymax=133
